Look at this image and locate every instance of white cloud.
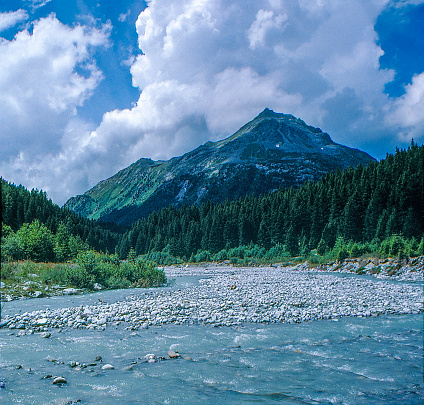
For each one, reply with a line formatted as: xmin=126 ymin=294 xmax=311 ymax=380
xmin=2 ymin=0 xmax=423 ymax=205
xmin=111 ymin=0 xmax=397 ymax=147
xmin=387 ymin=72 xmax=424 ymax=140
xmin=248 ymin=9 xmax=288 ymax=50
xmin=0 ymin=14 xmax=110 ymax=156
xmin=0 ymin=9 xmax=29 ymax=32
xmin=24 ymin=0 xmax=53 ymax=12
xmin=118 ymin=10 xmax=131 ymax=23
xmin=0 ymin=14 xmax=110 ymax=202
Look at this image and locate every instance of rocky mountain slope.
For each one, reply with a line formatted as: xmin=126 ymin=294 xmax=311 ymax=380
xmin=64 ymin=109 xmax=375 ymax=224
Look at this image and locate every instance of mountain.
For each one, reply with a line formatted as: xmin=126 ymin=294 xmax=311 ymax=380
xmin=64 ymin=108 xmax=375 ymax=225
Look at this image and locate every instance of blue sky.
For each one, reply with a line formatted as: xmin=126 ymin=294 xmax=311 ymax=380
xmin=1 ymin=0 xmax=423 ymax=205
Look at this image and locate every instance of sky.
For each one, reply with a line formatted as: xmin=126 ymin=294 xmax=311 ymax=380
xmin=0 ymin=0 xmax=423 ymax=206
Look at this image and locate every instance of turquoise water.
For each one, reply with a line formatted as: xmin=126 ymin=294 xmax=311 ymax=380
xmin=0 ymin=313 xmax=422 ymax=404
xmin=1 ymin=273 xmax=423 ymax=404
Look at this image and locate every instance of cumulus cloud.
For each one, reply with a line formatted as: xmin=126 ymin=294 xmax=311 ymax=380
xmin=0 ymin=14 xmax=110 ymax=201
xmin=0 ymin=9 xmax=29 ymax=32
xmin=2 ymin=0 xmax=423 ymax=205
xmin=91 ymin=0 xmax=396 ymax=160
xmin=387 ymin=72 xmax=424 ymax=139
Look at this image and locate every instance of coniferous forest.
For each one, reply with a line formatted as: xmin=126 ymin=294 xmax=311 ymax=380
xmin=1 ymin=180 xmax=124 ymax=262
xmin=1 ymin=143 xmax=423 ymax=267
xmin=116 ymin=142 xmax=423 ymax=261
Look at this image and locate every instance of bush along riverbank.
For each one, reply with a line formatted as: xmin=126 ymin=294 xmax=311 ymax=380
xmin=0 ymin=261 xmax=422 ymax=333
xmin=1 ymin=253 xmax=422 ymax=303
xmin=0 ymin=250 xmax=166 ymax=301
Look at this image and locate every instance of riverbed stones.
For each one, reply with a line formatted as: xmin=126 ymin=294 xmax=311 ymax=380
xmin=168 ymin=350 xmax=180 ymax=359
xmin=63 ymin=288 xmax=79 ymax=295
xmin=1 ymin=263 xmax=422 ymax=332
xmin=53 ymin=376 xmax=67 ymax=384
xmin=101 ymin=364 xmax=114 ymax=370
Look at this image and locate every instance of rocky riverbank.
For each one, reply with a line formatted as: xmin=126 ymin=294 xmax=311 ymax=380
xmin=1 ymin=258 xmax=422 ymax=333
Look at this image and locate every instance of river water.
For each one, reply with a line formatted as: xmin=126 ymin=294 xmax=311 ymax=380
xmin=0 ymin=274 xmax=423 ymax=404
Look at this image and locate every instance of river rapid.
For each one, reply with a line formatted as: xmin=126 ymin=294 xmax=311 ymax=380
xmin=0 ymin=265 xmax=423 ymax=404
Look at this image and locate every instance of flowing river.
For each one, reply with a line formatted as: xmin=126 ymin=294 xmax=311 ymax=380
xmin=0 ymin=267 xmax=423 ymax=404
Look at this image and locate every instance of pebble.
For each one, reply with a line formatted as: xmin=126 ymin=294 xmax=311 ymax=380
xmin=101 ymin=364 xmax=114 ymax=370
xmin=0 ymin=264 xmax=422 ymax=332
xmin=53 ymin=376 xmax=67 ymax=384
xmin=168 ymin=350 xmax=180 ymax=359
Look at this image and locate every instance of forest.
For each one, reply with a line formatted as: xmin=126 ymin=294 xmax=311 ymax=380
xmin=116 ymin=142 xmax=423 ymax=262
xmin=1 ymin=180 xmax=124 ymax=262
xmin=1 ymin=142 xmax=423 ymax=269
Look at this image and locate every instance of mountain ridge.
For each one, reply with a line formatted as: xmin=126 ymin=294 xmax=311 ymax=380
xmin=64 ymin=109 xmax=376 ymax=224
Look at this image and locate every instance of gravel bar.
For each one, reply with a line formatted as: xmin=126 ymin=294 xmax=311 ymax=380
xmin=1 ymin=264 xmax=422 ymax=333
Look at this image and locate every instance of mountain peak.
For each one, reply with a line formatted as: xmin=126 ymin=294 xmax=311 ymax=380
xmin=223 ymin=108 xmax=330 ymax=155
xmin=64 ymin=110 xmax=376 ymax=224
xmin=255 ymin=108 xmax=323 ymax=133
xmin=258 ymin=107 xmax=279 ymax=117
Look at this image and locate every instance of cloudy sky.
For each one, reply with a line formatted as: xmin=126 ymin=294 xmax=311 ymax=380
xmin=1 ymin=0 xmax=423 ymax=205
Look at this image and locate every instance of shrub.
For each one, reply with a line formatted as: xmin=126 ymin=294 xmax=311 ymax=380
xmin=336 ymin=246 xmax=350 ymax=262
xmin=194 ymin=250 xmax=211 ymax=262
xmin=1 ymin=233 xmax=25 ymax=261
xmin=106 ymin=275 xmax=131 ymax=289
xmin=0 ymin=262 xmax=19 ymax=281
xmin=40 ymin=264 xmax=68 ymax=285
xmin=388 ymin=235 xmax=407 ymax=258
xmin=143 ymin=251 xmax=182 ymax=265
xmin=264 ymin=244 xmax=290 ymax=261
xmin=212 ymin=249 xmax=228 ymax=261
xmin=350 ymin=243 xmax=363 ymax=258
xmin=65 ymin=266 xmax=94 ymax=289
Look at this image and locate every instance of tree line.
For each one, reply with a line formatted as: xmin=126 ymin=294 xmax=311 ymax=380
xmin=116 ymin=142 xmax=423 ymax=260
xmin=1 ymin=142 xmax=423 ymax=265
xmin=1 ymin=179 xmax=124 ymax=262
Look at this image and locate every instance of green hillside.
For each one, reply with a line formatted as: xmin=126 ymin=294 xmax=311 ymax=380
xmin=64 ymin=109 xmax=375 ymax=225
xmin=116 ymin=143 xmax=423 ymax=261
xmin=1 ymin=179 xmax=125 ymax=261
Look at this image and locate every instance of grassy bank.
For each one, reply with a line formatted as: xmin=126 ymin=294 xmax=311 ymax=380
xmin=1 ymin=250 xmax=166 ymax=301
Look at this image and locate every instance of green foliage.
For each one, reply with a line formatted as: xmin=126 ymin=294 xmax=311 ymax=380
xmin=0 ymin=262 xmax=19 ymax=281
xmin=316 ymin=238 xmax=328 ymax=256
xmin=15 ymin=220 xmax=55 ymax=262
xmin=194 ymin=250 xmax=211 ymax=263
xmin=212 ymin=249 xmax=228 ymax=261
xmin=65 ymin=265 xmax=94 ymax=289
xmin=1 ymin=178 xmax=125 ymax=258
xmin=142 ymin=251 xmax=183 ymax=266
xmin=39 ymin=264 xmax=69 ymax=285
xmin=332 ymin=237 xmax=349 ymax=262
xmin=263 ymin=243 xmax=290 ymax=261
xmin=119 ymin=144 xmax=423 ymax=261
xmin=68 ymin=250 xmax=166 ymax=289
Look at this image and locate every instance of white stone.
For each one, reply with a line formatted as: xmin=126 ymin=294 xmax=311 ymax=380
xmin=102 ymin=364 xmax=114 ymax=370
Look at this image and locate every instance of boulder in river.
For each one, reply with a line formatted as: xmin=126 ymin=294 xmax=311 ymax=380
xmin=53 ymin=376 xmax=67 ymax=384
xmin=102 ymin=364 xmax=114 ymax=370
xmin=168 ymin=350 xmax=180 ymax=359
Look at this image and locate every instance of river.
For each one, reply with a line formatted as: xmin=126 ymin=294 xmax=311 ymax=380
xmin=0 ymin=270 xmax=422 ymax=404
